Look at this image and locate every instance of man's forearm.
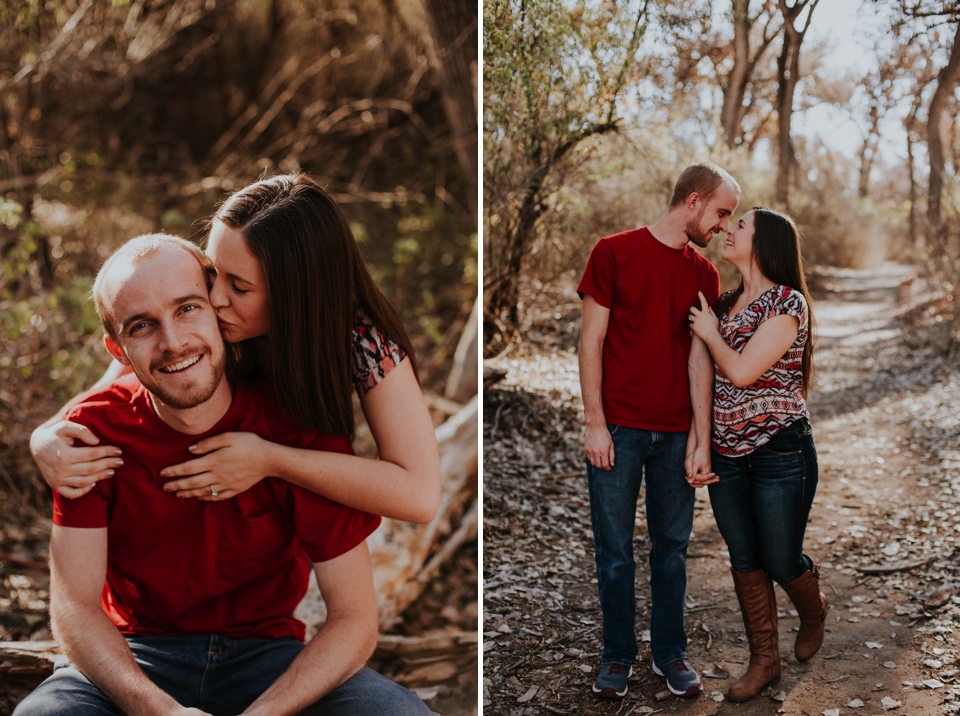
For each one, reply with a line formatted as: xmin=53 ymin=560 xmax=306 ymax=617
xmin=52 ymin=601 xmax=181 ymax=716
xmin=579 ymin=354 xmax=606 ymax=427
xmin=242 ymin=612 xmax=378 ymax=716
xmin=688 ymin=337 xmax=714 ymax=451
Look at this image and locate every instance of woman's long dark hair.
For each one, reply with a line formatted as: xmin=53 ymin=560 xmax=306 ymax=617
xmin=717 ymin=207 xmax=815 ymax=397
xmin=212 ymin=173 xmax=418 ymax=438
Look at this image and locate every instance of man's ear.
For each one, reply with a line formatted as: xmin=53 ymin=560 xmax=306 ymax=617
xmin=686 ymin=191 xmax=701 ymax=211
xmin=104 ymin=335 xmax=131 ymax=366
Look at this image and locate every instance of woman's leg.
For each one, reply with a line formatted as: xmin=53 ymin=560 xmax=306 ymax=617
xmin=709 ymin=451 xmax=780 ymax=701
xmin=707 ymin=452 xmax=763 ymax=572
xmin=750 ymin=420 xmax=818 ymax=584
xmin=750 ymin=421 xmax=828 ymax=661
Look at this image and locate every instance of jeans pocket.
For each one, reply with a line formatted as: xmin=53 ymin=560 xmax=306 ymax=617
xmin=607 ymin=423 xmax=621 ymax=436
xmin=758 ymin=427 xmax=803 ymax=455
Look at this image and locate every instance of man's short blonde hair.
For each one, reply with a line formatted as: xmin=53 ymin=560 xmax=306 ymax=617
xmin=92 ymin=233 xmax=209 ymax=340
xmin=669 ymin=163 xmax=741 ymax=207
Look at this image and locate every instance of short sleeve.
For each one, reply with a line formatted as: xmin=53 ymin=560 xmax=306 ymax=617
xmin=577 ymin=239 xmax=616 ymax=309
xmin=52 ymin=408 xmax=110 ymax=528
xmin=352 ymin=312 xmax=406 ymax=397
xmin=291 ymin=487 xmax=381 ymax=563
xmin=769 ymin=286 xmax=808 ymax=332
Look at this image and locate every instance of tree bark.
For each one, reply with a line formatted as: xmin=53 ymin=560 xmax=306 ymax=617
xmin=445 ymin=296 xmax=479 ymax=404
xmin=420 ymin=0 xmax=478 ymax=221
xmin=774 ymin=0 xmax=818 ymax=207
xmin=721 ymin=0 xmax=778 ymax=150
xmin=926 ymin=20 xmax=960 ymax=250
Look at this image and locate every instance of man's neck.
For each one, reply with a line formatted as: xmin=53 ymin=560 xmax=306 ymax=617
xmin=647 ymin=212 xmax=690 ymax=250
xmin=150 ymin=379 xmax=234 ymax=435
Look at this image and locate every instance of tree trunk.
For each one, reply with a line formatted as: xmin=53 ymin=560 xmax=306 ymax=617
xmin=723 ymin=0 xmax=752 ymax=149
xmin=858 ymin=107 xmax=880 ymax=199
xmin=445 ymin=296 xmax=479 ymax=404
xmin=721 ymin=0 xmax=778 ymax=150
xmin=926 ymin=20 xmax=960 ymax=250
xmin=420 ymin=0 xmax=478 ymax=221
xmin=906 ymin=118 xmax=919 ymax=251
xmin=774 ymin=21 xmax=799 ymax=206
xmin=484 ymin=164 xmax=550 ymax=338
xmin=774 ymin=0 xmax=818 ymax=208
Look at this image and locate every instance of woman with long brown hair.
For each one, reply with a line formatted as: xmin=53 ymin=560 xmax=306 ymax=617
xmin=31 ymin=173 xmax=441 ymax=524
xmin=688 ymin=207 xmax=827 ymax=703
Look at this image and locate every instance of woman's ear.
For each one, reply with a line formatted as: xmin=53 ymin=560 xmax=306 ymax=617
xmin=104 ymin=335 xmax=131 ymax=366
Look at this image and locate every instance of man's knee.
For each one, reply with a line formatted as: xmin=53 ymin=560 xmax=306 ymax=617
xmin=13 ymin=667 xmax=120 ymax=716
xmin=305 ymin=668 xmax=437 ymax=716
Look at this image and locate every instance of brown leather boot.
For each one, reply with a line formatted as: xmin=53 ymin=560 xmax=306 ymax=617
xmin=781 ymin=559 xmax=830 ymax=662
xmin=727 ymin=569 xmax=781 ymax=703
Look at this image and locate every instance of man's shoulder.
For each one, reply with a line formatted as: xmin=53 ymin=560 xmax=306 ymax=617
xmin=65 ymin=372 xmax=144 ymax=419
xmin=234 ymin=379 xmax=353 ymax=456
xmin=598 ymin=226 xmax=652 ymax=249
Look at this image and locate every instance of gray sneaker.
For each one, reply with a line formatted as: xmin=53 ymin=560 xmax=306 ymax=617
xmin=591 ymin=663 xmax=631 ymax=699
xmin=652 ymin=658 xmax=703 ymax=697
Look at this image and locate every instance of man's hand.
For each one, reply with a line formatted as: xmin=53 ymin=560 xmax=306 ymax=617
xmin=685 ymin=444 xmax=718 ymax=487
xmin=585 ymin=424 xmax=615 ymax=470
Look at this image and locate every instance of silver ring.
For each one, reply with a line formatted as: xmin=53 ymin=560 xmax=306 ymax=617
xmin=209 ymin=484 xmax=218 ymax=498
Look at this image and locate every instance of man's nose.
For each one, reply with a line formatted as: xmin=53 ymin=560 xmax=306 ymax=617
xmin=157 ymin=321 xmax=187 ymax=352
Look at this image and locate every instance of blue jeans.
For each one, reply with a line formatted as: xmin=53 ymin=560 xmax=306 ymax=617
xmin=708 ymin=419 xmax=819 ymax=585
xmin=14 ymin=635 xmax=435 ymax=716
xmin=587 ymin=426 xmax=694 ymax=667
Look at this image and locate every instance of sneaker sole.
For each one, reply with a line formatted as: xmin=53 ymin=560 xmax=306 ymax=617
xmin=591 ymin=666 xmax=632 ymax=699
xmin=591 ymin=685 xmax=628 ymax=699
xmin=651 ymin=662 xmax=703 ymax=697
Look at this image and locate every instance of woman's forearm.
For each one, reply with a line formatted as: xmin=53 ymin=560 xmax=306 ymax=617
xmin=270 ymin=443 xmax=439 ymax=523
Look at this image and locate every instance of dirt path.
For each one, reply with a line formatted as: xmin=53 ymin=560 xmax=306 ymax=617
xmin=483 ymin=266 xmax=960 ymax=715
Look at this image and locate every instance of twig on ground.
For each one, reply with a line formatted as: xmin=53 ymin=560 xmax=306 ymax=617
xmin=857 ymin=556 xmax=938 ymax=574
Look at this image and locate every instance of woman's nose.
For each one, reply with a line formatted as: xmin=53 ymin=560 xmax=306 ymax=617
xmin=209 ymin=276 xmax=228 ymax=308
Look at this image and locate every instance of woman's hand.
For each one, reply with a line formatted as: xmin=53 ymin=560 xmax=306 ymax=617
xmin=688 ymin=291 xmax=720 ymax=342
xmin=160 ymin=432 xmax=271 ymax=501
xmin=30 ymin=421 xmax=123 ymax=498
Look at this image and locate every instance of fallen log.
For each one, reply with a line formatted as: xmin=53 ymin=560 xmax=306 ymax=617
xmin=0 ymin=641 xmax=60 ymax=713
xmin=296 ymin=395 xmax=479 ymax=633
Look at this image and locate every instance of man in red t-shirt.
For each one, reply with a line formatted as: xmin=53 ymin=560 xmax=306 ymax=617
xmin=578 ymin=164 xmax=740 ymax=700
xmin=15 ymin=235 xmax=433 ymax=716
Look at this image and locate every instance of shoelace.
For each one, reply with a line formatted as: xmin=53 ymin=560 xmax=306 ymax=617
xmin=606 ymin=664 xmax=625 ymax=675
xmin=671 ymin=659 xmax=691 ymax=673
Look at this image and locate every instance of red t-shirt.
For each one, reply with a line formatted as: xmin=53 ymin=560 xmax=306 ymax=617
xmin=53 ymin=373 xmax=380 ymax=642
xmin=578 ymin=227 xmax=721 ymax=431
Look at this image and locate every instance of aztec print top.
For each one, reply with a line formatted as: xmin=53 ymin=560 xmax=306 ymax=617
xmin=712 ymin=284 xmax=810 ymax=456
xmin=352 ymin=310 xmax=406 ymax=397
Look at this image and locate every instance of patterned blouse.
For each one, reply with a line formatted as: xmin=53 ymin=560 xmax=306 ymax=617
xmin=352 ymin=311 xmax=407 ymax=397
xmin=712 ymin=285 xmax=809 ymax=456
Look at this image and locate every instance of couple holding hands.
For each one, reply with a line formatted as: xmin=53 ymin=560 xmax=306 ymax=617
xmin=580 ymin=163 xmax=827 ymax=703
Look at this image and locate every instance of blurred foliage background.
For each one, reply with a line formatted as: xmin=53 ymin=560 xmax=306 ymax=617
xmin=483 ymin=0 xmax=960 ymax=354
xmin=0 ymin=0 xmax=478 ymax=509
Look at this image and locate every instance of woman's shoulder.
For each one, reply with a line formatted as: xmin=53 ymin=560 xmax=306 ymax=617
xmin=352 ymin=309 xmax=406 ymax=396
xmin=771 ymin=284 xmax=807 ymax=308
xmin=763 ymin=285 xmax=808 ymax=326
